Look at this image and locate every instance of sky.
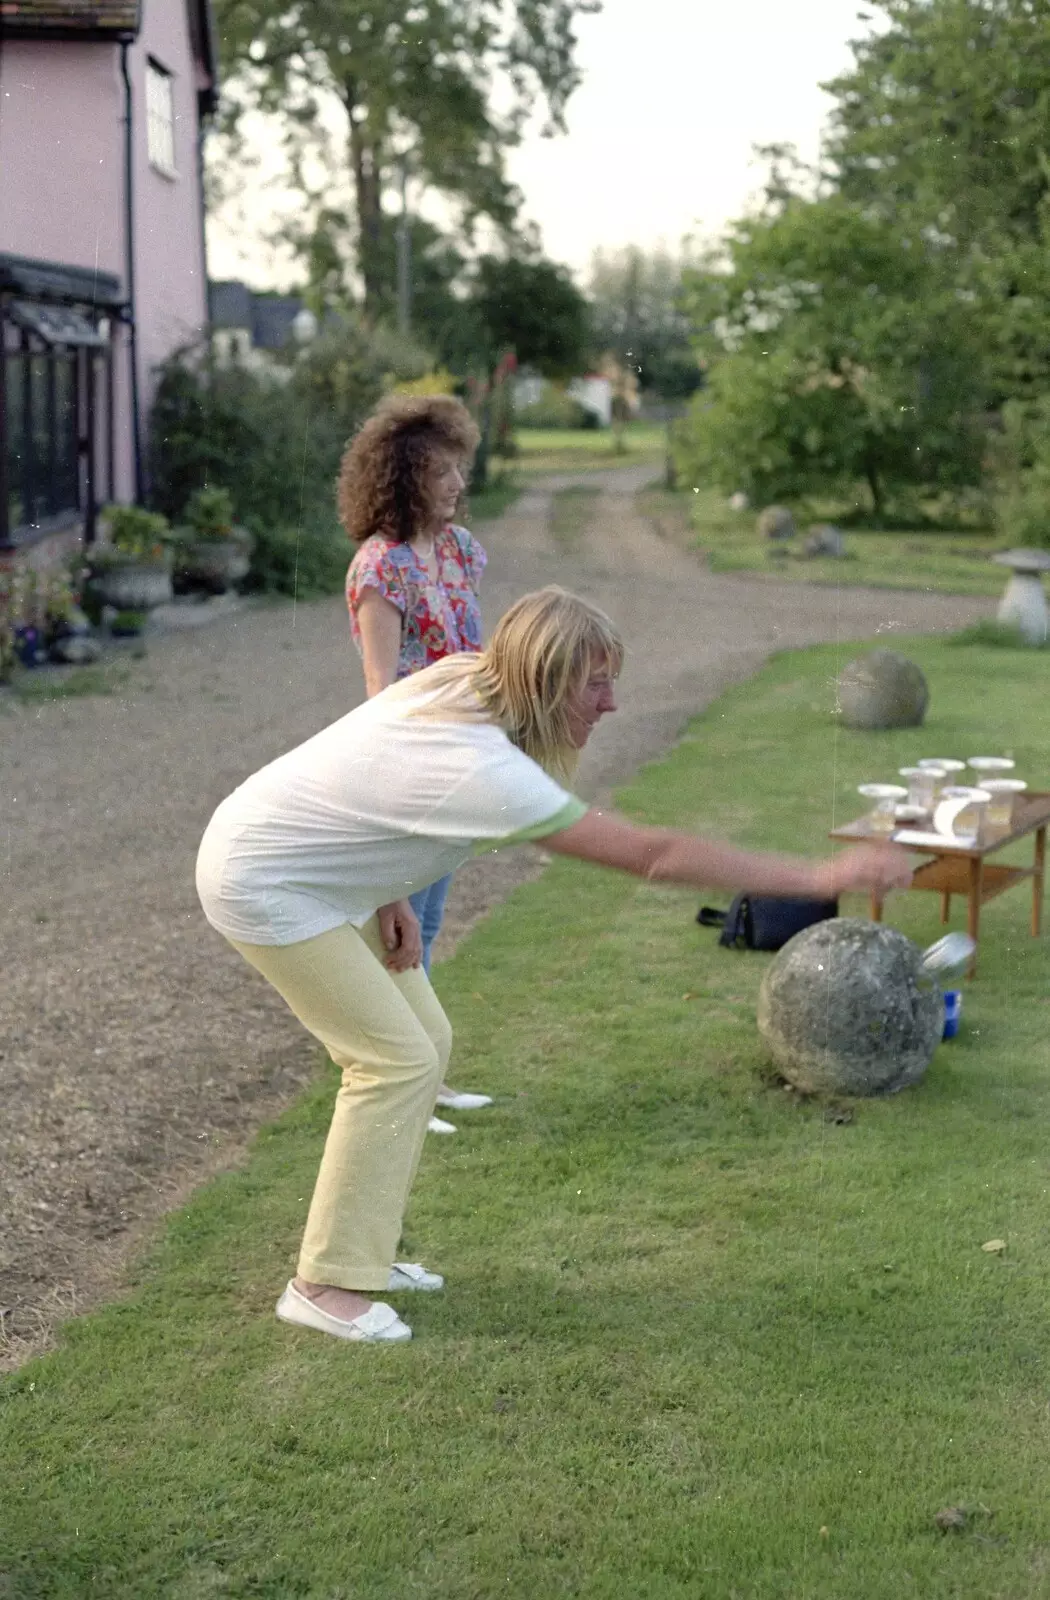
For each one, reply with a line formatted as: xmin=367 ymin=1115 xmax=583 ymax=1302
xmin=205 ymin=0 xmax=879 ymax=289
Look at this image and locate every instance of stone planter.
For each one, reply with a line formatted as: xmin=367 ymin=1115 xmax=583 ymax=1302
xmin=86 ymin=559 xmax=173 ymax=613
xmin=173 ymin=532 xmax=252 ymax=596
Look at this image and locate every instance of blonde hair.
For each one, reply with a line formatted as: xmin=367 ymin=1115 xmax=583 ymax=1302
xmin=392 ymin=587 xmax=624 ymax=781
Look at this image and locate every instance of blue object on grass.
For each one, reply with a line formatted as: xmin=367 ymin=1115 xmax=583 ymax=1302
xmin=943 ymin=989 xmax=962 ymax=1040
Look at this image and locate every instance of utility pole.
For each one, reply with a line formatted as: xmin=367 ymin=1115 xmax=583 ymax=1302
xmin=396 ymin=156 xmax=412 ymax=337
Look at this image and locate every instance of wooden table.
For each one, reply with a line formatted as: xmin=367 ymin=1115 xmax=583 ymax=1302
xmin=830 ymin=791 xmax=1050 ymax=975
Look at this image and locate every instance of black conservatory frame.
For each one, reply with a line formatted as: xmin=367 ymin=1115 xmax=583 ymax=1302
xmin=0 ymin=252 xmax=126 ymax=551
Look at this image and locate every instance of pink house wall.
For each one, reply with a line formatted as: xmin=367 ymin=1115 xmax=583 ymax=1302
xmin=0 ymin=3 xmax=211 ymax=506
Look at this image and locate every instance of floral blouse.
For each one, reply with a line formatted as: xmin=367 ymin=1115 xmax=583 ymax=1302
xmin=346 ymin=524 xmax=487 ymax=679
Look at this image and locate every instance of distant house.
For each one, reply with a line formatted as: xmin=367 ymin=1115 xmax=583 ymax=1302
xmin=208 ymin=281 xmax=319 ymax=372
xmin=0 ymin=0 xmax=218 ymax=559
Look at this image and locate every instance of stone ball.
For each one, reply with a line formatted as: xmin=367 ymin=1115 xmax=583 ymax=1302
xmin=757 ymin=918 xmax=943 ymax=1096
xmin=804 ymin=523 xmax=846 ymax=559
xmin=836 ymin=649 xmax=928 ymax=730
xmin=757 ymin=505 xmax=796 ymax=541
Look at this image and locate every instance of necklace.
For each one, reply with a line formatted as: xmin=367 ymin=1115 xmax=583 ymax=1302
xmin=411 ymin=530 xmax=440 ymax=580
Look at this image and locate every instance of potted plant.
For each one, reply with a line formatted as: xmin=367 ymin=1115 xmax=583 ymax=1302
xmin=44 ymin=568 xmax=100 ymax=664
xmin=172 ymin=487 xmax=253 ymax=595
xmin=84 ymin=504 xmax=174 ymax=615
xmin=0 ymin=566 xmax=46 ymax=675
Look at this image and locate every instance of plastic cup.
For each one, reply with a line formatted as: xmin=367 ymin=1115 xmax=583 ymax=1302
xmin=981 ymin=778 xmax=1027 ymax=829
xmin=967 ymin=757 xmax=1016 ymax=779
xmin=899 ymin=766 xmax=939 ymax=811
xmin=935 ymin=785 xmax=991 ymax=841
xmin=858 ymin=783 xmax=908 ymax=834
xmin=918 ymin=759 xmax=963 ymax=804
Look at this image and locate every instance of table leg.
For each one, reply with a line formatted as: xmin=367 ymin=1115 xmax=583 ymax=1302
xmin=870 ymin=890 xmax=884 ymax=923
xmin=1033 ymin=825 xmax=1046 ymax=937
xmin=940 ymin=891 xmax=951 ymax=924
xmin=967 ymin=857 xmax=982 ymax=977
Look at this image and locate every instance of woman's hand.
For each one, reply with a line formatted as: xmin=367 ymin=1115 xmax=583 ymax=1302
xmin=816 ymin=843 xmax=913 ymax=900
xmin=377 ymin=900 xmax=423 ymax=972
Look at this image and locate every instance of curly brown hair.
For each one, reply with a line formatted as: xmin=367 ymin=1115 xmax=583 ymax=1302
xmin=337 ymin=393 xmax=480 ymax=545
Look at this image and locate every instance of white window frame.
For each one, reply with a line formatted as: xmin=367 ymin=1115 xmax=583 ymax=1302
xmin=145 ymin=58 xmax=177 ymax=179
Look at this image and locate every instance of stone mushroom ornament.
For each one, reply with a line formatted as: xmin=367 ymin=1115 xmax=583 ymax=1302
xmin=992 ymin=548 xmax=1050 ymax=645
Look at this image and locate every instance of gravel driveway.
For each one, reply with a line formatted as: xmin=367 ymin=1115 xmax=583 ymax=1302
xmin=0 ymin=465 xmax=991 ymax=1365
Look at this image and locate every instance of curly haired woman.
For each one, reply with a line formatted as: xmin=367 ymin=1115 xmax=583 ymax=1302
xmin=340 ymin=393 xmax=491 ymax=1131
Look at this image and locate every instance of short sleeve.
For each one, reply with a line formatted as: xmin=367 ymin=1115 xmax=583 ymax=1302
xmin=347 ymin=540 xmax=408 ymax=620
xmin=450 ymin=526 xmax=487 ymax=592
xmin=410 ymin=739 xmax=583 ymax=847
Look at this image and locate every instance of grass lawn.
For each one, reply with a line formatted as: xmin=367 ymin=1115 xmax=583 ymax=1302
xmin=651 ymin=485 xmax=1008 ymax=598
xmin=508 ymin=422 xmax=667 ymax=476
xmin=5 ymin=635 xmax=1050 ymax=1597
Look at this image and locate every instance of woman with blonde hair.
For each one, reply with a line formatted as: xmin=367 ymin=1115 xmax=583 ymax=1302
xmin=340 ymin=391 xmax=490 ymax=1131
xmin=196 ymin=587 xmax=910 ymax=1344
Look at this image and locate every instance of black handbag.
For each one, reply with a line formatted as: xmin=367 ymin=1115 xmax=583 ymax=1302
xmin=696 ymin=895 xmax=838 ymax=952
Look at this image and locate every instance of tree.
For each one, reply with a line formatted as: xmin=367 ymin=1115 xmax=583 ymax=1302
xmin=212 ymin=0 xmax=600 ymax=321
xmin=471 ymin=253 xmax=591 ymax=377
xmin=675 ymin=195 xmax=987 ymax=514
xmin=460 ymin=252 xmax=592 ymax=483
xmin=823 ymin=0 xmax=1050 ymax=400
xmin=588 ymin=244 xmax=702 ymax=399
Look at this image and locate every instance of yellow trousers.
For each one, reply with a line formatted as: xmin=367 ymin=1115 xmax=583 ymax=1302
xmin=229 ymin=918 xmax=452 ymax=1291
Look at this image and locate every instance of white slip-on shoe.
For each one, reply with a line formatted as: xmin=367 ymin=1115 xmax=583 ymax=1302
xmin=428 ymin=1115 xmax=457 ymax=1134
xmin=388 ymin=1262 xmax=444 ymax=1291
xmin=275 ymin=1281 xmax=411 ymax=1342
xmin=434 ymin=1090 xmax=494 ymax=1111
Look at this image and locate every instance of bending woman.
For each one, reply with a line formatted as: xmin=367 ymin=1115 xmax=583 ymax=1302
xmin=196 ymin=587 xmax=911 ymax=1345
xmin=341 ymin=392 xmax=490 ymax=1131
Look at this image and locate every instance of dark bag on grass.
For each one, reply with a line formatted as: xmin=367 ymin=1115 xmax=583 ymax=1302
xmin=696 ymin=895 xmax=838 ymax=953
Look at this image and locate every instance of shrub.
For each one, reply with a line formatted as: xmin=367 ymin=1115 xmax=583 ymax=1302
xmin=147 ymin=321 xmax=434 ymax=595
xmin=241 ymin=517 xmax=349 ymax=600
xmin=184 ymin=486 xmax=236 ymax=540
xmin=99 ymin=503 xmax=171 ymax=560
xmin=515 ymin=387 xmax=592 ymax=430
xmin=990 ymin=398 xmax=1050 ymax=551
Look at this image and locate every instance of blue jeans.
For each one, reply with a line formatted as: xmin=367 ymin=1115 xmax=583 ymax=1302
xmin=409 ymin=874 xmax=453 ymax=978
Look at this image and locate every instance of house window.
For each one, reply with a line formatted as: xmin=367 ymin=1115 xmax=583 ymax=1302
xmin=2 ymin=300 xmax=111 ymax=546
xmin=145 ymin=59 xmax=177 ymax=177
xmin=4 ymin=336 xmax=80 ymax=535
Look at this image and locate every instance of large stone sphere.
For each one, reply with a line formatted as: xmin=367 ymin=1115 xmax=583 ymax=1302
xmin=757 ymin=505 xmax=796 ymax=541
xmin=836 ymin=649 xmax=928 ymax=730
xmin=757 ymin=918 xmax=943 ymax=1096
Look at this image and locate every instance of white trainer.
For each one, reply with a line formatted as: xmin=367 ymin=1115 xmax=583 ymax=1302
xmin=388 ymin=1262 xmax=444 ymax=1291
xmin=275 ymin=1281 xmax=411 ymax=1342
xmin=434 ymin=1090 xmax=494 ymax=1111
xmin=428 ymin=1115 xmax=457 ymax=1134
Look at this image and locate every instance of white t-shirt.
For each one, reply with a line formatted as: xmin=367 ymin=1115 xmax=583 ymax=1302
xmin=196 ymin=673 xmax=587 ymax=946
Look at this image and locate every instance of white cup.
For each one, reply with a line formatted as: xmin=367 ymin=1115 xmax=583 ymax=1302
xmin=934 ymin=786 xmax=991 ymax=841
xmin=981 ymin=778 xmax=1027 ymax=829
xmin=899 ymin=766 xmax=939 ymax=810
xmin=858 ymin=783 xmax=909 ymax=834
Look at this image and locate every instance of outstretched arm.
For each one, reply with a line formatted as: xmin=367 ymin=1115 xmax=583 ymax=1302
xmin=542 ymin=809 xmax=911 ymax=900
